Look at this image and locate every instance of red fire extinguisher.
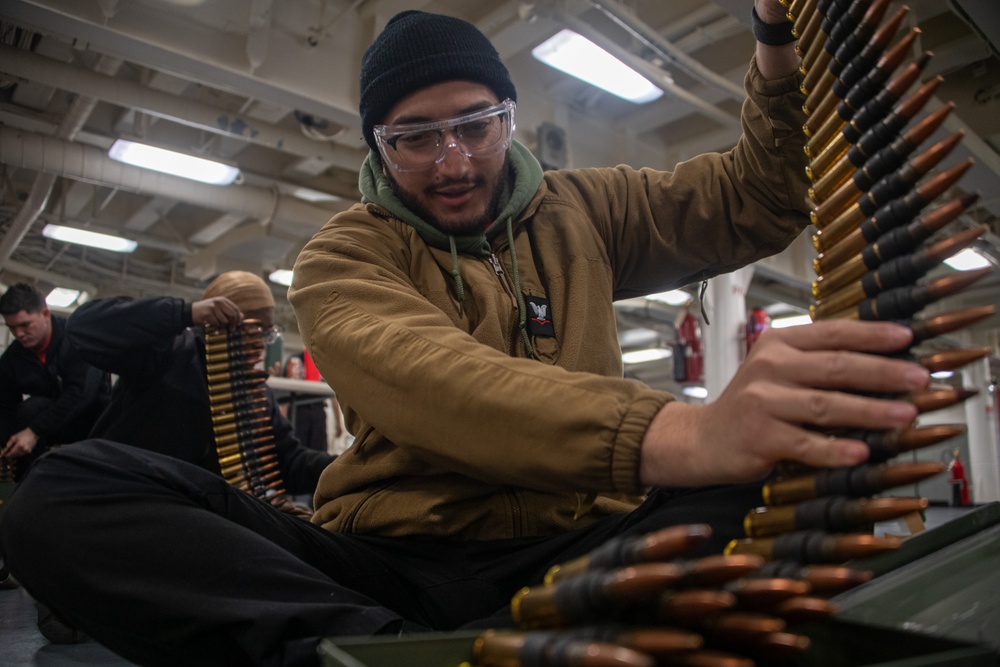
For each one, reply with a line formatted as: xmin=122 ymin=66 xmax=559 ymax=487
xmin=675 ymin=306 xmax=703 ymax=383
xmin=948 ymin=449 xmax=971 ymax=507
xmin=745 ymin=307 xmax=770 ymax=356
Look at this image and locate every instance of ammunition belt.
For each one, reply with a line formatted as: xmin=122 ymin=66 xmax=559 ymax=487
xmin=203 ymin=320 xmax=307 ymax=516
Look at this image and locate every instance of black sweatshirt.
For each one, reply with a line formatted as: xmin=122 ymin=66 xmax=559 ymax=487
xmin=0 ymin=315 xmax=111 ymax=444
xmin=66 ymin=296 xmax=332 ymax=495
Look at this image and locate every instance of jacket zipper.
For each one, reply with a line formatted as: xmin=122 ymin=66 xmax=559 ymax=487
xmin=488 ymin=253 xmax=504 ymax=277
xmin=487 ymin=253 xmax=523 ymax=356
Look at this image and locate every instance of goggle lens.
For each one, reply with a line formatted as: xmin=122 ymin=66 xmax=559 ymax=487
xmin=375 ymin=100 xmax=516 ymax=172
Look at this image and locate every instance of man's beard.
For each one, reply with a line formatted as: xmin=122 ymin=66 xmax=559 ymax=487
xmin=386 ymin=157 xmax=511 ymax=236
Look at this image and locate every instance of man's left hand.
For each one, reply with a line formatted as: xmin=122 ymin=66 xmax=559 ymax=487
xmin=755 ymin=0 xmax=790 ymax=25
xmin=753 ymin=0 xmax=801 ymax=80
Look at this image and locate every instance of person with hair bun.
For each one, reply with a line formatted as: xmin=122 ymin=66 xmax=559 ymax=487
xmin=60 ymin=270 xmax=332 ymax=489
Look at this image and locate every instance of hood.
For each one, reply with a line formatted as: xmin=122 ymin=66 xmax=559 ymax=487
xmin=358 ymin=140 xmax=544 ymax=257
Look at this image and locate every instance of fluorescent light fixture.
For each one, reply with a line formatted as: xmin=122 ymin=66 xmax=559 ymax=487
xmin=683 ymin=386 xmax=708 ymax=399
xmin=646 ymin=290 xmax=691 ymax=306
xmin=269 ymin=269 xmax=293 ymax=286
xmin=622 ymin=348 xmax=672 ymax=364
xmin=771 ymin=314 xmax=813 ymax=329
xmin=292 ymin=187 xmax=341 ymax=203
xmin=944 ymin=248 xmax=992 ymax=271
xmin=532 ymin=29 xmax=664 ymax=103
xmin=46 ymin=288 xmax=80 ymax=308
xmin=108 ymin=139 xmax=240 ymax=185
xmin=42 ymin=224 xmax=138 ymax=253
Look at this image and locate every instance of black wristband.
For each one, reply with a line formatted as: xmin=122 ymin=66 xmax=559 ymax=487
xmin=751 ymin=6 xmax=797 ymax=46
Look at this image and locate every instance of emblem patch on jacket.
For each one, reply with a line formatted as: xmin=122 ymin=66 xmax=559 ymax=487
xmin=525 ymin=295 xmax=555 ymax=337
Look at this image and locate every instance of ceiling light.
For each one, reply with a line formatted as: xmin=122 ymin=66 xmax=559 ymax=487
xmin=292 ymin=187 xmax=341 ymax=203
xmin=944 ymin=248 xmax=992 ymax=271
xmin=42 ymin=224 xmax=138 ymax=253
xmin=683 ymin=386 xmax=708 ymax=399
xmin=46 ymin=288 xmax=81 ymax=308
xmin=269 ymin=269 xmax=293 ymax=287
xmin=646 ymin=290 xmax=691 ymax=306
xmin=622 ymin=348 xmax=672 ymax=364
xmin=532 ymin=29 xmax=664 ymax=103
xmin=770 ymin=314 xmax=813 ymax=329
xmin=108 ymin=139 xmax=240 ymax=185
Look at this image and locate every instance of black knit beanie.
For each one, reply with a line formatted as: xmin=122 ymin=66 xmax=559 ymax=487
xmin=359 ymin=10 xmax=517 ymax=152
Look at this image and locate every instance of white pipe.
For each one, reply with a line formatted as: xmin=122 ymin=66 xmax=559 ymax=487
xmin=0 ymin=259 xmax=98 ymax=295
xmin=0 ymin=43 xmax=365 ymax=172
xmin=704 ymin=266 xmax=755 ymax=401
xmin=966 ymin=357 xmax=1000 ymax=503
xmin=0 ymin=54 xmax=123 ymax=266
xmin=0 ymin=126 xmax=332 ymax=234
xmin=0 ymin=174 xmax=57 ymax=265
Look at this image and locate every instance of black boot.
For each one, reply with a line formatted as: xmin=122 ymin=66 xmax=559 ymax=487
xmin=36 ymin=602 xmax=89 ymax=644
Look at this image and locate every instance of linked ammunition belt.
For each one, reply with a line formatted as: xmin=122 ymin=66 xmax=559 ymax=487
xmin=464 ymin=1 xmax=994 ymax=664
xmin=203 ymin=321 xmax=309 ymax=517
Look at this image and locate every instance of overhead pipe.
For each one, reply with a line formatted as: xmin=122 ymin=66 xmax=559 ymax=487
xmin=0 ymin=126 xmax=334 ymax=239
xmin=0 ymin=43 xmax=366 ymax=173
xmin=0 ymin=53 xmax=123 ymax=268
xmin=0 ymin=259 xmax=99 ymax=295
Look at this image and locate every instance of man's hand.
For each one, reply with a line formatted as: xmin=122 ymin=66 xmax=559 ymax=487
xmin=2 ymin=427 xmax=39 ymax=459
xmin=191 ymin=297 xmax=244 ymax=331
xmin=639 ymin=320 xmax=930 ymax=488
xmin=755 ymin=0 xmax=790 ymax=24
xmin=754 ymin=0 xmax=801 ymax=80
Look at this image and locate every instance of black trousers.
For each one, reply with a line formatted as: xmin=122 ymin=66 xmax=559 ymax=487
xmin=0 ymin=440 xmax=763 ymax=667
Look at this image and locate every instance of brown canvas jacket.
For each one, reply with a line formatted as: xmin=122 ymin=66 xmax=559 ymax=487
xmin=289 ymin=58 xmax=810 ymax=540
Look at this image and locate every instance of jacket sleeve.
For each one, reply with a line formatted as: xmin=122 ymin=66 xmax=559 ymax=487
xmin=547 ymin=56 xmax=811 ymax=299
xmin=265 ymin=387 xmax=335 ymax=495
xmin=28 ymin=332 xmax=108 ymax=441
xmin=67 ymin=296 xmax=191 ymax=378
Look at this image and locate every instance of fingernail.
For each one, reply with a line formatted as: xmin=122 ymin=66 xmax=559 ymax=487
xmin=905 ymin=366 xmax=930 ymax=388
xmin=844 ymin=442 xmax=870 ymax=464
xmin=889 ymin=402 xmax=918 ymax=422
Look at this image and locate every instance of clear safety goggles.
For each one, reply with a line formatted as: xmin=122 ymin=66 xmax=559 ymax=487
xmin=244 ymin=322 xmax=283 ymax=345
xmin=374 ymin=99 xmax=516 ymax=173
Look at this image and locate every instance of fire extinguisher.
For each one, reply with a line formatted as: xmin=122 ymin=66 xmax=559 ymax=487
xmin=675 ymin=306 xmax=703 ymax=383
xmin=745 ymin=307 xmax=770 ymax=356
xmin=948 ymin=448 xmax=971 ymax=507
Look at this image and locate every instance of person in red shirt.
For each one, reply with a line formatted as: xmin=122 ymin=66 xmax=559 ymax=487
xmin=1 ymin=283 xmax=111 ymax=637
xmin=0 ymin=283 xmax=110 ymax=479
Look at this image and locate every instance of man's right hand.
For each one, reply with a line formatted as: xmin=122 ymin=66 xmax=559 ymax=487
xmin=191 ymin=297 xmax=244 ymax=331
xmin=2 ymin=427 xmax=39 ymax=459
xmin=639 ymin=320 xmax=930 ymax=488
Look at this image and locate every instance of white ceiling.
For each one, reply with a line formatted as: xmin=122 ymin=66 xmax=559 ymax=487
xmin=1 ymin=0 xmax=998 ymax=393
